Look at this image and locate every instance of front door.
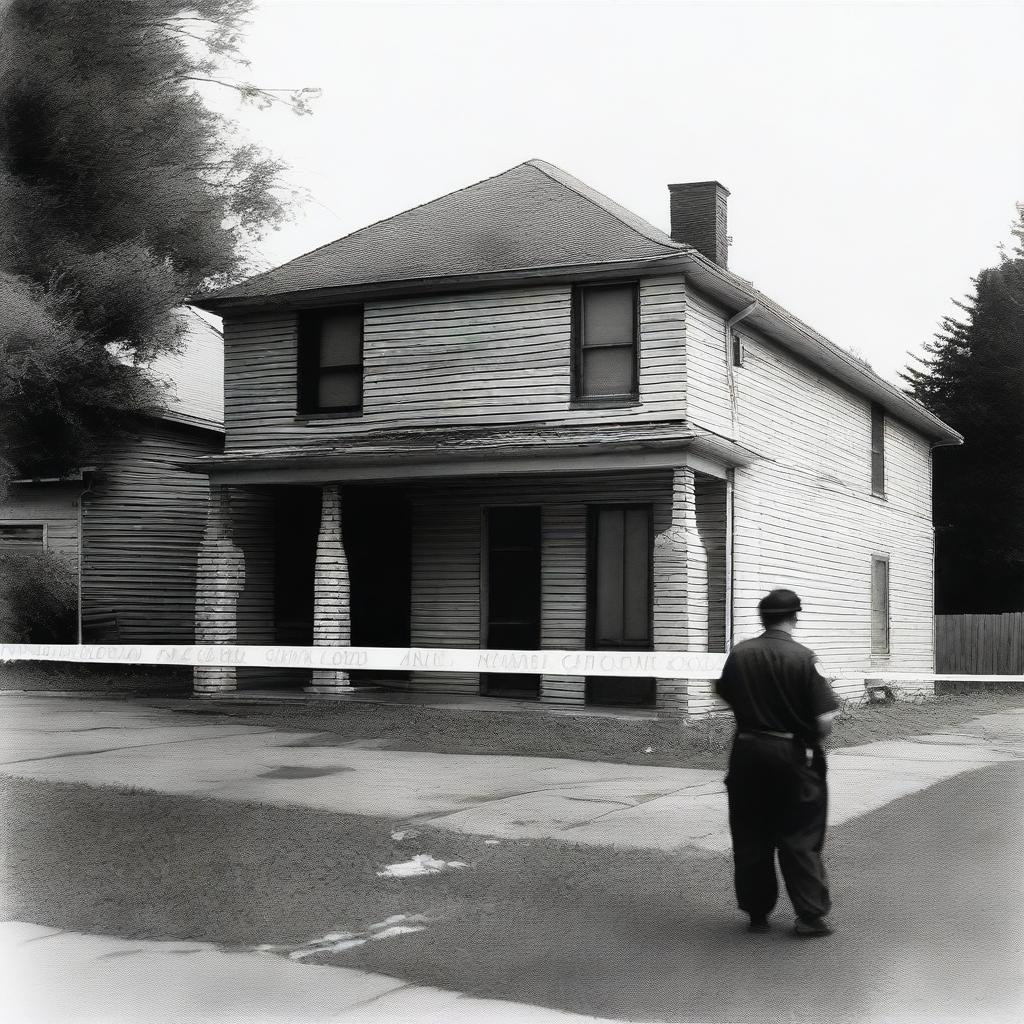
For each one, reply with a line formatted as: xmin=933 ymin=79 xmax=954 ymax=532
xmin=587 ymin=505 xmax=654 ymax=706
xmin=482 ymin=506 xmax=541 ymax=698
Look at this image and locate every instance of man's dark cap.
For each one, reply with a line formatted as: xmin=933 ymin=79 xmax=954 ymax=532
xmin=758 ymin=589 xmax=803 ymax=615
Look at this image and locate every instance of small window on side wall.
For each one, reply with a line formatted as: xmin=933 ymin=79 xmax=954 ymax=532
xmin=573 ymin=283 xmax=638 ymax=402
xmin=871 ymin=555 xmax=890 ymax=655
xmin=0 ymin=524 xmax=45 ymax=553
xmin=870 ymin=403 xmax=885 ymax=496
xmin=298 ymin=308 xmax=364 ymax=414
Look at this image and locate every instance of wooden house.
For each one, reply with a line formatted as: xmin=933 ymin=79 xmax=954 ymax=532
xmin=0 ymin=310 xmax=225 ymax=644
xmin=189 ymin=160 xmax=960 ymax=711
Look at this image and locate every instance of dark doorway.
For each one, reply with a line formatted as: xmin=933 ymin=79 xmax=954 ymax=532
xmin=272 ymin=486 xmax=411 ymax=686
xmin=482 ymin=506 xmax=541 ymax=698
xmin=586 ymin=505 xmax=655 ymax=707
xmin=273 ymin=487 xmax=319 ymax=650
xmin=343 ymin=488 xmax=412 ymax=670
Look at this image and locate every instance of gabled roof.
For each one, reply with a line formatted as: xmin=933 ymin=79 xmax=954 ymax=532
xmin=204 ymin=159 xmax=684 ymax=302
xmin=144 ymin=309 xmax=224 ymax=432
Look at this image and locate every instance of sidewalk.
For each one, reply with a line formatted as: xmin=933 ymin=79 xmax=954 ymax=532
xmin=0 ymin=694 xmax=1021 ymax=853
xmin=1 ymin=922 xmax=654 ymax=1024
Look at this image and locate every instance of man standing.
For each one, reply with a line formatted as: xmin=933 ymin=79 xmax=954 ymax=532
xmin=715 ymin=589 xmax=840 ymax=937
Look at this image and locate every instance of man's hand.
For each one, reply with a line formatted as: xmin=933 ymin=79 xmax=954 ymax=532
xmin=816 ymin=709 xmax=840 ymax=738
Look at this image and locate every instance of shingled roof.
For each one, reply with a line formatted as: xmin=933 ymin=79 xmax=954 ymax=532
xmin=206 ymin=159 xmax=684 ymax=302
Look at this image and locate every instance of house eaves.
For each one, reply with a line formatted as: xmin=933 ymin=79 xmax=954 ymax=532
xmin=676 ymin=250 xmax=963 ymax=447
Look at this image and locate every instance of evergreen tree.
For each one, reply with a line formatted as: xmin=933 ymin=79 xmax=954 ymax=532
xmin=901 ymin=211 xmax=1024 ymax=612
xmin=0 ymin=0 xmax=315 ymax=485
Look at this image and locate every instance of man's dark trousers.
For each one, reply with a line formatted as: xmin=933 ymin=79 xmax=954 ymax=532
xmin=725 ymin=733 xmax=831 ymax=921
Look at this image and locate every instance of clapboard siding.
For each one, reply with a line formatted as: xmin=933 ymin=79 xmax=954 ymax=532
xmin=695 ymin=476 xmax=728 ymax=653
xmin=689 ymin=288 xmax=937 ymax=697
xmin=732 ymin=466 xmax=933 ymax=700
xmin=0 ymin=483 xmax=81 ymax=561
xmin=684 ymin=290 xmax=735 ymax=438
xmin=222 ymin=277 xmax=687 ymax=449
xmin=405 ymin=472 xmax=675 ymax=702
xmin=81 ymin=424 xmax=222 ymax=643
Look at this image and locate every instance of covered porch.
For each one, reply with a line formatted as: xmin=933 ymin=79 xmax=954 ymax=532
xmin=188 ymin=423 xmax=755 ymax=713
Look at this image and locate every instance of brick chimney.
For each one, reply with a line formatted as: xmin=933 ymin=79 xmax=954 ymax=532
xmin=668 ymin=181 xmax=730 ymax=268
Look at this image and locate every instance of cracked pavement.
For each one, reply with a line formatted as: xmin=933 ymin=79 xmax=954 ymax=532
xmin=0 ymin=695 xmax=1022 ymax=854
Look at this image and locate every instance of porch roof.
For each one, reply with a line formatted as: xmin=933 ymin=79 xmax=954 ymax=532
xmin=181 ymin=421 xmax=758 ymax=485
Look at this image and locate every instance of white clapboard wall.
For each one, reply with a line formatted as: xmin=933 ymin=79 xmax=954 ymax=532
xmin=686 ymin=287 xmax=935 ymax=701
xmin=221 ymin=277 xmax=687 ymax=448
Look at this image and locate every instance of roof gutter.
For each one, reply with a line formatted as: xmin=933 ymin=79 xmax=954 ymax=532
xmin=679 ymin=251 xmax=963 ymax=446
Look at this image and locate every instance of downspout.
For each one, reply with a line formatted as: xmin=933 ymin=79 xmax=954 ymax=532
xmin=723 ymin=302 xmax=758 ymax=648
xmin=725 ymin=301 xmax=759 ymax=436
xmin=724 ymin=469 xmax=735 ymax=649
xmin=76 ymin=471 xmax=95 ymax=644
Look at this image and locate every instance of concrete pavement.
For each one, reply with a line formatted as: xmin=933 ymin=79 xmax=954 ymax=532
xmin=1 ymin=922 xmax=655 ymax=1024
xmin=2 ymin=694 xmax=1022 ymax=1024
xmin=0 ymin=694 xmax=1021 ymax=853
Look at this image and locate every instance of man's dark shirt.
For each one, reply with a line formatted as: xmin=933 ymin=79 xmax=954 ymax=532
xmin=715 ymin=629 xmax=839 ymax=743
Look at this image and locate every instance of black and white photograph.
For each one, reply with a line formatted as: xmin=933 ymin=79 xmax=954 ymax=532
xmin=0 ymin=1 xmax=1022 ymax=1021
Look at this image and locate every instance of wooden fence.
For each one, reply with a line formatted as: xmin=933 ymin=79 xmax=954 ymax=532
xmin=935 ymin=613 xmax=1024 ymax=674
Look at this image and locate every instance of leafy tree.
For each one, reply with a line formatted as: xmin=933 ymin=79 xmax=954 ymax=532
xmin=0 ymin=0 xmax=315 ymax=486
xmin=901 ymin=211 xmax=1024 ymax=612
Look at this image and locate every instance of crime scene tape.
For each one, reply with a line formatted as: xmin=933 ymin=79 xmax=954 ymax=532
xmin=0 ymin=643 xmax=728 ymax=679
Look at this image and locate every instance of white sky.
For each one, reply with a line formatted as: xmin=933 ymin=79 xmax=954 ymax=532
xmin=219 ymin=0 xmax=1024 ymax=383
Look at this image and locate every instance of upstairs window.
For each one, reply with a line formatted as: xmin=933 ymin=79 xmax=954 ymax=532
xmin=298 ymin=307 xmax=364 ymax=414
xmin=870 ymin=403 xmax=885 ymax=495
xmin=573 ymin=284 xmax=639 ymax=402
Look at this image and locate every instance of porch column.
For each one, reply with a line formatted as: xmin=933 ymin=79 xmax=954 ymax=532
xmin=653 ymin=465 xmax=706 ymax=714
xmin=306 ymin=484 xmax=352 ymax=693
xmin=194 ymin=484 xmax=245 ymax=695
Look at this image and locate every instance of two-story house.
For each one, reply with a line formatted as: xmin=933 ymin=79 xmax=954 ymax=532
xmin=189 ymin=159 xmax=960 ymax=711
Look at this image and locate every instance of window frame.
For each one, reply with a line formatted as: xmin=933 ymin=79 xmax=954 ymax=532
xmin=296 ymin=307 xmax=364 ymax=416
xmin=870 ymin=403 xmax=886 ymax=497
xmin=731 ymin=330 xmax=746 ymax=367
xmin=870 ymin=553 xmax=890 ymax=656
xmin=0 ymin=522 xmax=47 ymax=552
xmin=571 ymin=282 xmax=641 ymax=405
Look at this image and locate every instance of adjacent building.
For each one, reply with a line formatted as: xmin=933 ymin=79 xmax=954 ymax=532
xmin=0 ymin=310 xmax=225 ymax=644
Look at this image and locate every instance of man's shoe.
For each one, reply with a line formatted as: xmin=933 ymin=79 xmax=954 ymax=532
xmin=794 ymin=916 xmax=833 ymax=937
xmin=747 ymin=916 xmax=771 ymax=933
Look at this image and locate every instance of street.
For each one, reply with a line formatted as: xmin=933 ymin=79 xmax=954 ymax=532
xmin=1 ymin=694 xmax=1022 ymax=1023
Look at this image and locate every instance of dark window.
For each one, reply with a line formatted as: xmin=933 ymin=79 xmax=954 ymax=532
xmin=587 ymin=505 xmax=653 ymax=706
xmin=591 ymin=506 xmax=651 ymax=648
xmin=573 ymin=284 xmax=638 ymax=401
xmin=0 ymin=524 xmax=45 ymax=552
xmin=871 ymin=555 xmax=890 ymax=655
xmin=732 ymin=331 xmax=745 ymax=367
xmin=298 ymin=308 xmax=363 ymax=414
xmin=871 ymin=403 xmax=885 ymax=495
